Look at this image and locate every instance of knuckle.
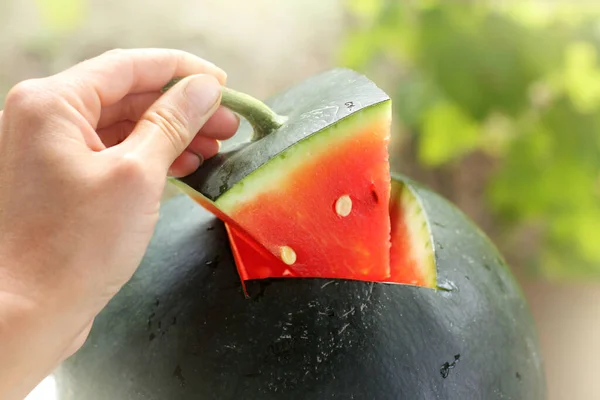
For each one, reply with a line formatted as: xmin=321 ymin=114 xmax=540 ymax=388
xmin=4 ymin=79 xmax=55 ymax=114
xmin=102 ymin=48 xmax=125 ymax=57
xmin=105 ymin=154 xmax=150 ymax=190
xmin=144 ymin=107 xmax=189 ymax=153
xmin=114 ymin=154 xmax=146 ymax=180
xmin=5 ymin=79 xmax=41 ymax=108
xmin=5 ymin=80 xmax=37 ymax=104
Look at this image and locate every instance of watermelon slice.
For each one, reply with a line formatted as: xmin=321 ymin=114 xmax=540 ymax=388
xmin=225 ymin=176 xmax=437 ymax=288
xmin=179 ymin=102 xmax=393 ymax=281
xmin=168 ymin=68 xmax=437 ymax=292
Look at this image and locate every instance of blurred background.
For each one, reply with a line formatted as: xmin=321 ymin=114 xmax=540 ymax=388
xmin=1 ymin=0 xmax=598 ymax=399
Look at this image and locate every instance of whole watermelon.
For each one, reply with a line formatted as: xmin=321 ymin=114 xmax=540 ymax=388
xmin=54 ymin=175 xmax=546 ymax=400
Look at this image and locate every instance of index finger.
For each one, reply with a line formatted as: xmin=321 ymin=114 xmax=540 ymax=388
xmin=51 ymin=48 xmax=227 ymax=123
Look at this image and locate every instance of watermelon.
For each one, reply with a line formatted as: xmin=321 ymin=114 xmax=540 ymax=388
xmin=54 ymin=176 xmax=546 ymax=400
xmin=171 ymin=69 xmax=399 ymax=285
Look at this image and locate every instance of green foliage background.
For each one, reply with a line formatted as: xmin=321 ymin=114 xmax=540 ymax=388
xmin=340 ymin=0 xmax=600 ymax=280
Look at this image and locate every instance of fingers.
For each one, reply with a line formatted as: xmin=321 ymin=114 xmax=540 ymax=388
xmin=50 ymin=48 xmax=227 ymax=124
xmin=198 ymin=106 xmax=240 ymax=140
xmin=99 ymin=120 xmax=222 ymax=177
xmin=188 ymin=135 xmax=221 ymax=160
xmin=97 ymin=120 xmax=137 ymax=147
xmin=169 ymin=151 xmax=203 ymax=177
xmin=97 ymin=92 xmax=161 ymax=129
xmin=116 ymin=74 xmax=222 ymax=172
xmin=99 ymin=94 xmax=239 ymax=140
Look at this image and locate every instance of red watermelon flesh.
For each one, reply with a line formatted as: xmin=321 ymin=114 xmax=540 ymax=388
xmin=224 ymin=177 xmax=437 ymax=288
xmin=388 ymin=178 xmax=437 ymax=287
xmin=222 ymin=124 xmax=391 ymax=280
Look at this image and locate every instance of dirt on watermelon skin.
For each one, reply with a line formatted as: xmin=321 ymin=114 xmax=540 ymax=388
xmin=225 ymin=177 xmax=438 ymax=289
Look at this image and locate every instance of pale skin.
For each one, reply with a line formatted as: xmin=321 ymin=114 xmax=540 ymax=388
xmin=0 ymin=48 xmax=240 ymax=399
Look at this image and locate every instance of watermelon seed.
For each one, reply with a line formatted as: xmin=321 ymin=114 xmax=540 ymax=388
xmin=371 ymin=189 xmax=379 ymax=203
xmin=280 ymin=246 xmax=297 ymax=265
xmin=335 ymin=195 xmax=352 ymax=217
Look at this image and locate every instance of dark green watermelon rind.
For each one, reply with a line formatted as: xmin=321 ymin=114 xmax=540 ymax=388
xmin=393 ymin=173 xmax=528 ymax=294
xmin=393 ymin=173 xmax=546 ymax=395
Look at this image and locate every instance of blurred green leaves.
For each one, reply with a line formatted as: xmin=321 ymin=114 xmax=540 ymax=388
xmin=35 ymin=0 xmax=85 ymax=34
xmin=340 ymin=0 xmax=600 ymax=279
xmin=563 ymin=42 xmax=600 ymax=113
xmin=419 ymin=101 xmax=480 ymax=166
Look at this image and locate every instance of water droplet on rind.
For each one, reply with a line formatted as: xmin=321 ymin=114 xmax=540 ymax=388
xmin=436 ymin=281 xmax=457 ymax=292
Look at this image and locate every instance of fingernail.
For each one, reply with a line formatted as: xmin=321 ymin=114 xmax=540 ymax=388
xmin=184 ymin=75 xmax=221 ymax=119
xmin=196 ymin=151 xmax=205 ymax=165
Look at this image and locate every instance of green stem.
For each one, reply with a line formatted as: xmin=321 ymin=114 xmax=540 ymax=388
xmin=162 ymin=78 xmax=287 ymax=139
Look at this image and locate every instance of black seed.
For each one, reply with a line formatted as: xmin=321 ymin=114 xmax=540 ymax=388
xmin=371 ymin=189 xmax=379 ymax=203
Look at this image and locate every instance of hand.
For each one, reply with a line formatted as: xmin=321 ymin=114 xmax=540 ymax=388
xmin=0 ymin=48 xmax=239 ymax=399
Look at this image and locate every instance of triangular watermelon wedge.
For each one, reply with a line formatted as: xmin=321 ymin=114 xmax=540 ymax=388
xmin=176 ymin=102 xmax=393 ymax=282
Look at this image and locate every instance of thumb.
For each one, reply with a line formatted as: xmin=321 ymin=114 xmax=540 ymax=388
xmin=120 ymin=74 xmax=222 ymax=172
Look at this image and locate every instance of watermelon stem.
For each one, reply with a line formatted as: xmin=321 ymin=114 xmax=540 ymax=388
xmin=163 ymin=78 xmax=287 ymax=140
xmin=221 ymin=87 xmax=287 ymax=140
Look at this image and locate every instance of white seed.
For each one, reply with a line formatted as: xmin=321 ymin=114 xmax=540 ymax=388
xmin=280 ymin=246 xmax=297 ymax=265
xmin=335 ymin=195 xmax=353 ymax=217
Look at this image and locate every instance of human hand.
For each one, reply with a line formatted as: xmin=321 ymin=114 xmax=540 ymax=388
xmin=0 ymin=48 xmax=239 ymax=399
